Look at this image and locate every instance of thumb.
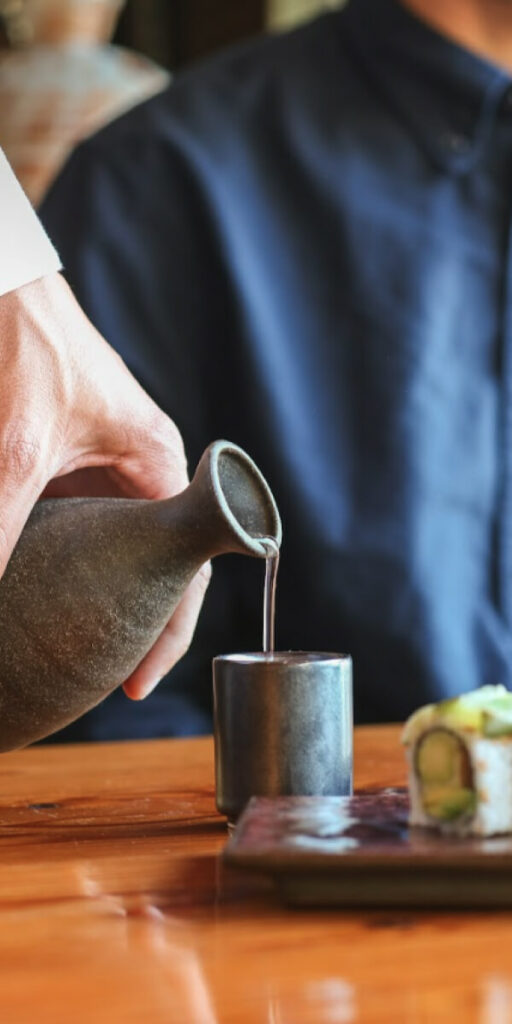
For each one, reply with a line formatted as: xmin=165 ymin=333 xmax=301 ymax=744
xmin=96 ymin=412 xmax=190 ymax=502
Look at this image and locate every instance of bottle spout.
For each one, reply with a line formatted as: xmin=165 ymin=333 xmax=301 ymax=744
xmin=191 ymin=440 xmax=282 ymax=558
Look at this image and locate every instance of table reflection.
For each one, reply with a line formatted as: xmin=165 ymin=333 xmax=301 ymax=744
xmin=267 ymin=978 xmax=356 ymax=1024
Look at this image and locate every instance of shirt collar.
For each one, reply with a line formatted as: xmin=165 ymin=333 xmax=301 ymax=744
xmin=341 ymin=0 xmax=512 ymax=174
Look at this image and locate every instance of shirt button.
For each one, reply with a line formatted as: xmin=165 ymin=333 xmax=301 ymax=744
xmin=440 ymin=131 xmax=471 ymax=155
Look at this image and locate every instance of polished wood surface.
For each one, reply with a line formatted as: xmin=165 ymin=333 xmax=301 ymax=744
xmin=0 ymin=726 xmax=510 ymax=1022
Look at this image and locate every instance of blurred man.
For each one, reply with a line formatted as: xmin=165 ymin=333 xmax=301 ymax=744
xmin=41 ymin=0 xmax=512 ymax=736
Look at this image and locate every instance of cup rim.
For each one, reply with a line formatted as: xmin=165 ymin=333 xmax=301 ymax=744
xmin=213 ymin=651 xmax=351 ymax=665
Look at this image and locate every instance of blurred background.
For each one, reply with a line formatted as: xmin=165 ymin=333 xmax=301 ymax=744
xmin=0 ymin=0 xmax=341 ymax=205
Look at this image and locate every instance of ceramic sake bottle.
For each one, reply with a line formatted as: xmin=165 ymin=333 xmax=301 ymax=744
xmin=0 ymin=440 xmax=281 ymax=751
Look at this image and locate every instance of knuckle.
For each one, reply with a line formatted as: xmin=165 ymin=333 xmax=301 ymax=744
xmin=0 ymin=424 xmax=42 ymax=482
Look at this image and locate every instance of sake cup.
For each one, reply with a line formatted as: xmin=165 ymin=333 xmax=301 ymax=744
xmin=213 ymin=651 xmax=353 ymax=824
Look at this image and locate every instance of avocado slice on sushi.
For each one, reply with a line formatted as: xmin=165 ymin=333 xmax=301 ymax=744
xmin=421 ymin=785 xmax=476 ymax=821
xmin=414 ymin=728 xmax=475 ymax=822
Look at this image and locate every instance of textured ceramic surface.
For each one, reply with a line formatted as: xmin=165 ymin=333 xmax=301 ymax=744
xmin=0 ymin=440 xmax=281 ymax=751
xmin=224 ymin=790 xmax=512 ymax=907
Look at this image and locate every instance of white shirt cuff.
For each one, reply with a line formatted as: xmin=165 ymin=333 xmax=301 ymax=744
xmin=0 ymin=149 xmax=62 ymax=298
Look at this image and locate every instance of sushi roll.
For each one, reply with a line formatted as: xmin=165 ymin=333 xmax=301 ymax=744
xmin=402 ymin=685 xmax=512 ymax=836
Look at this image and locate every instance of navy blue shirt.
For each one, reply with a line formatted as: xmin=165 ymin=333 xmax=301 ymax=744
xmin=41 ymin=0 xmax=512 ymax=738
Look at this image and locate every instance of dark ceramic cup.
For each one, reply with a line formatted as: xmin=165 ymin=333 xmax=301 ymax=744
xmin=213 ymin=651 xmax=353 ymax=824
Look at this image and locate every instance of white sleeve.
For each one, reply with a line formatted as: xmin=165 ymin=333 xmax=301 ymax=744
xmin=0 ymin=149 xmax=61 ymax=298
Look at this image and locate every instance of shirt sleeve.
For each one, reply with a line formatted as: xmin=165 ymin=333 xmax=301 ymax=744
xmin=0 ymin=149 xmax=61 ymax=298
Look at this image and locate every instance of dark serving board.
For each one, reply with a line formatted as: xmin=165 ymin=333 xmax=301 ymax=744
xmin=223 ymin=789 xmax=512 ymax=907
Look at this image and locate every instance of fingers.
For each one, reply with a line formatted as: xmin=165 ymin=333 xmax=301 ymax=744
xmin=123 ymin=563 xmax=212 ymax=700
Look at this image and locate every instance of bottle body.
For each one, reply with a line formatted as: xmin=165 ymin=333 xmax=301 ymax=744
xmin=0 ymin=440 xmax=281 ymax=751
xmin=0 ymin=497 xmax=202 ymax=751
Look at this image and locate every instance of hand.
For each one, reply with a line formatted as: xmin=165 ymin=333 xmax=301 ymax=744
xmin=0 ymin=272 xmax=210 ymax=699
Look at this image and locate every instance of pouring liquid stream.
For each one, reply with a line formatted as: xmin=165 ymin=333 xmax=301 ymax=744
xmin=261 ymin=537 xmax=280 ymax=653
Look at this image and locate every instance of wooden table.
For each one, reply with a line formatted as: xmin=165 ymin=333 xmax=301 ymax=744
xmin=0 ymin=725 xmax=510 ymax=1023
